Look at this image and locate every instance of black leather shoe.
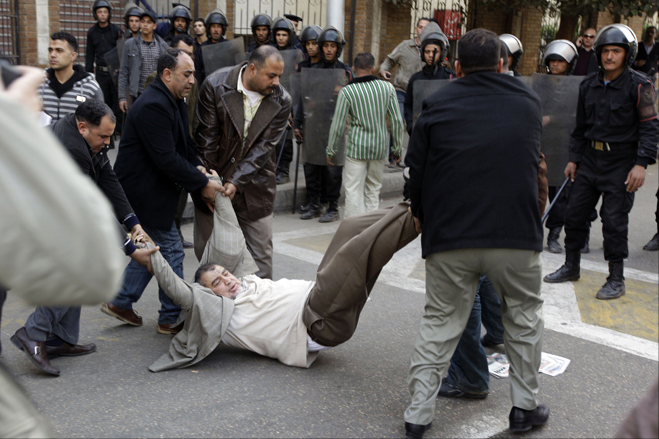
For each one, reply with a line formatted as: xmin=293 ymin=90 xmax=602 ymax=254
xmin=546 ymin=227 xmax=562 ymax=253
xmin=643 ymin=233 xmax=659 ymax=251
xmin=596 ymin=261 xmax=625 ymax=300
xmin=543 ymin=251 xmax=580 ymax=283
xmin=10 ymin=328 xmax=60 ymax=376
xmin=405 ymin=422 xmax=432 ymax=439
xmin=509 ymin=405 xmax=550 ymax=432
xmin=300 ymin=205 xmax=321 ymax=220
xmin=46 ymin=342 xmax=96 ymax=357
xmin=437 ymin=380 xmax=488 ymax=399
xmin=480 ymin=335 xmax=503 ymax=348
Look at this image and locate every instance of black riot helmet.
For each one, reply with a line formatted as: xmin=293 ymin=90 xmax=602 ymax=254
xmin=92 ymin=0 xmax=112 ymax=21
xmin=205 ymin=9 xmax=229 ymax=34
xmin=251 ymin=13 xmax=273 ymax=40
xmin=169 ymin=5 xmax=192 ymax=29
xmin=124 ymin=4 xmax=144 ymax=26
xmin=300 ymin=25 xmax=322 ymax=43
xmin=419 ymin=22 xmax=449 ymax=64
xmin=318 ymin=26 xmax=345 ymax=60
xmin=272 ymin=17 xmax=295 ymax=37
xmin=542 ymin=39 xmax=578 ymax=74
xmin=499 ymin=33 xmax=523 ymax=70
xmin=594 ymin=23 xmax=638 ymax=67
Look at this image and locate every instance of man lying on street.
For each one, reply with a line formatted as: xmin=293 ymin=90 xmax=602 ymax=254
xmin=147 ymin=182 xmax=418 ymax=372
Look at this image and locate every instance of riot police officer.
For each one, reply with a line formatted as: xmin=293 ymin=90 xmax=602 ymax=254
xmin=499 ymin=33 xmax=523 ymax=76
xmin=123 ymin=3 xmax=143 ymax=39
xmin=542 ymin=39 xmax=597 ymax=254
xmin=86 ymin=0 xmax=122 ymax=138
xmin=404 ymin=22 xmax=454 ymax=135
xmin=272 ymin=16 xmax=296 ymax=50
xmin=247 ymin=14 xmax=275 ymax=52
xmin=164 ymin=5 xmax=192 ymax=43
xmin=544 ymin=24 xmax=659 ymax=300
xmin=297 ymin=25 xmax=322 ymax=69
xmin=196 ymin=9 xmax=229 ymax=84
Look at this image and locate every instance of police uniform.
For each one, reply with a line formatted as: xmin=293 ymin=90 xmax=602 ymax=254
xmin=544 ymin=24 xmax=659 ymax=300
xmin=85 ymin=22 xmax=122 ymax=129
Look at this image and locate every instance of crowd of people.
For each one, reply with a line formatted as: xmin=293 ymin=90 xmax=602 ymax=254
xmin=0 ymin=3 xmax=658 ymax=438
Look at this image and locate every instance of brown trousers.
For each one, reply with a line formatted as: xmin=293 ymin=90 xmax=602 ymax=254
xmin=303 ymin=201 xmax=419 ymax=347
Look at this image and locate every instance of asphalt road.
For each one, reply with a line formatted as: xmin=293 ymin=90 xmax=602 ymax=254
xmin=1 ymin=172 xmax=657 ymax=438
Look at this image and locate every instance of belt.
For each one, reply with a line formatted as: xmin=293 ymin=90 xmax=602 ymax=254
xmin=97 ymin=66 xmax=110 ymax=73
xmin=591 ymin=141 xmax=636 ymax=151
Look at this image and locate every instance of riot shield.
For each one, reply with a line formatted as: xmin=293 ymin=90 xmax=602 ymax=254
xmin=279 ymin=49 xmax=303 ymax=96
xmin=288 ymin=71 xmax=301 ymax=107
xmin=201 ymin=37 xmax=245 ymax=77
xmin=412 ymin=79 xmax=450 ymax=128
xmin=104 ymin=45 xmax=121 ymax=86
xmin=301 ymin=68 xmax=348 ymax=166
xmin=530 ymin=73 xmax=584 ymax=186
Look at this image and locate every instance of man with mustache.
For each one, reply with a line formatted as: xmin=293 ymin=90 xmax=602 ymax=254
xmin=195 ymin=46 xmax=292 ymax=280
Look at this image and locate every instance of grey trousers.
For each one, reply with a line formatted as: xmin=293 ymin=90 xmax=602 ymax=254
xmin=405 ymin=248 xmax=543 ymax=426
xmin=25 ymin=306 xmax=81 ymax=345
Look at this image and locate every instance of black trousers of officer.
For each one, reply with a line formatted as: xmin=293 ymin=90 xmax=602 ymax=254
xmin=96 ymin=72 xmax=120 ymax=134
xmin=276 ymin=127 xmax=293 ymax=175
xmin=546 ymin=183 xmax=598 ymax=230
xmin=303 ymin=163 xmax=343 ymax=205
xmin=564 ymin=146 xmax=636 ymax=261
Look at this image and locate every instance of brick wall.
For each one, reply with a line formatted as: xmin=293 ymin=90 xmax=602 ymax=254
xmin=18 ymin=0 xmax=36 ymax=65
xmin=378 ymin=1 xmax=412 ymax=68
xmin=471 ymin=7 xmax=507 ymax=34
xmin=517 ymin=6 xmax=543 ymax=75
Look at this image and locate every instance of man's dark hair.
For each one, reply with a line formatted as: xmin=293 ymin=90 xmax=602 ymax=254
xmin=353 ymin=52 xmax=375 ymax=71
xmin=248 ymin=45 xmax=283 ymax=70
xmin=50 ymin=31 xmax=78 ymax=52
xmin=194 ymin=17 xmax=205 ymax=25
xmin=417 ymin=17 xmax=431 ymax=27
xmin=500 ymin=43 xmax=509 ymax=70
xmin=457 ymin=28 xmax=501 ymax=75
xmin=157 ymin=48 xmax=187 ymax=76
xmin=194 ymin=262 xmax=219 ymax=284
xmin=75 ymin=99 xmax=116 ymax=126
xmin=170 ymin=34 xmax=195 ymax=49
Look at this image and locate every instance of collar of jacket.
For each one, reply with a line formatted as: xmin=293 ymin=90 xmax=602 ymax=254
xmin=221 ymin=62 xmax=285 ymax=149
xmin=349 ymin=74 xmax=378 ymax=85
xmin=593 ymin=66 xmax=629 ymax=89
xmin=151 ymin=74 xmax=182 ymax=107
xmin=46 ymin=64 xmax=90 ymax=84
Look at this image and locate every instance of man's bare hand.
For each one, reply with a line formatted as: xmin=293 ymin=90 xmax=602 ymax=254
xmin=294 ymin=128 xmax=303 ymax=141
xmin=564 ymin=161 xmax=577 ymax=182
xmin=201 ymin=179 xmax=225 ymax=212
xmin=380 ymin=70 xmax=392 ymax=80
xmin=625 ymin=165 xmax=645 ymax=192
xmin=196 ymin=165 xmax=208 ymax=175
xmin=0 ymin=66 xmax=46 ymax=116
xmin=223 ymin=182 xmax=237 ymax=200
xmin=130 ymin=224 xmax=149 ymax=244
xmin=119 ymin=100 xmax=128 ymax=113
xmin=326 ymin=155 xmax=334 ymax=166
xmin=129 ymin=246 xmax=159 ymax=274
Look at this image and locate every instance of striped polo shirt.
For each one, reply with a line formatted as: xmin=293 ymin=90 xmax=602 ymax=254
xmin=326 ymin=75 xmax=404 ymax=161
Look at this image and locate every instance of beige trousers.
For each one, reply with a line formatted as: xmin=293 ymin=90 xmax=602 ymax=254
xmin=405 ymin=248 xmax=543 ymax=426
xmin=343 ymin=156 xmax=386 ymax=219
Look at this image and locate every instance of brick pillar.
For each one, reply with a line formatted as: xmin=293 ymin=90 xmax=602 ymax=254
xmin=378 ymin=1 xmax=413 ymax=67
xmin=18 ymin=0 xmax=38 ymax=65
xmin=517 ymin=6 xmax=544 ymax=75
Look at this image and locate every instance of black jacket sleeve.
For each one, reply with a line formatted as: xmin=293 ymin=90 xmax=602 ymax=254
xmin=404 ymin=76 xmax=415 ymax=135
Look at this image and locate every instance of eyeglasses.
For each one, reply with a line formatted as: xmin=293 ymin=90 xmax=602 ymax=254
xmin=583 ymin=34 xmax=595 ymax=39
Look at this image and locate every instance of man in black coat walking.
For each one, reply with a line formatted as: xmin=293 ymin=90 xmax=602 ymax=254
xmin=104 ymin=48 xmax=224 ymax=335
xmin=10 ymin=100 xmax=158 ymax=377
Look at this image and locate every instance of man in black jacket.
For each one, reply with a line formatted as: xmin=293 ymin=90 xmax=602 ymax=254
xmin=104 ymin=48 xmax=224 ymax=335
xmin=404 ymin=29 xmax=549 ymax=438
xmin=10 ymin=100 xmax=158 ymax=377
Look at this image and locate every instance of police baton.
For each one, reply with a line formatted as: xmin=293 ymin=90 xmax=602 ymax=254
xmin=541 ymin=177 xmax=570 ymax=224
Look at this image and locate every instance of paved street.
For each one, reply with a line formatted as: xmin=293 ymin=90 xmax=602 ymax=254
xmin=1 ymin=167 xmax=657 ymax=438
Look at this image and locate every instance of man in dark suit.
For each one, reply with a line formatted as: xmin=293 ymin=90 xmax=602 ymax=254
xmin=103 ymin=48 xmax=224 ymax=335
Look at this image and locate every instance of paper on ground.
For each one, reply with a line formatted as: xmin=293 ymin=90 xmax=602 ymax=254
xmin=487 ymin=352 xmax=570 ymax=378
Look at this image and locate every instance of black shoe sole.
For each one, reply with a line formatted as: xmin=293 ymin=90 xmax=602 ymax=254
xmin=10 ymin=335 xmax=60 ymax=376
xmin=46 ymin=346 xmax=97 ymax=357
xmin=543 ymin=274 xmax=580 ymax=283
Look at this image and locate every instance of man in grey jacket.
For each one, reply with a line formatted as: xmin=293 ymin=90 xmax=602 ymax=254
xmin=118 ymin=10 xmax=168 ymax=112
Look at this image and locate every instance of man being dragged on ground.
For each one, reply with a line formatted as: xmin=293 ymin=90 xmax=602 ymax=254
xmin=146 ymin=179 xmax=418 ymax=372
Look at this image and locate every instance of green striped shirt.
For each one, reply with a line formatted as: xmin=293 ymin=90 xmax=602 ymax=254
xmin=326 ymin=76 xmax=404 ymax=161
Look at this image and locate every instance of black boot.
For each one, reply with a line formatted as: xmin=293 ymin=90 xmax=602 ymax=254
xmin=319 ymin=201 xmax=340 ymax=223
xmin=596 ymin=261 xmax=625 ymax=300
xmin=643 ymin=233 xmax=659 ymax=251
xmin=543 ymin=250 xmax=580 ymax=283
xmin=580 ymin=233 xmax=590 ymax=253
xmin=300 ymin=199 xmax=321 ymax=220
xmin=276 ymin=171 xmax=290 ymax=185
xmin=546 ymin=227 xmax=562 ymax=253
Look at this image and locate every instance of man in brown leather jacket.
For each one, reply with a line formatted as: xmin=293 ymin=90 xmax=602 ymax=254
xmin=195 ymin=45 xmax=292 ymax=279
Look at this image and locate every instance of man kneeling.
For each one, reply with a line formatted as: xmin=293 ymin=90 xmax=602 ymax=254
xmin=148 ymin=189 xmax=418 ymax=372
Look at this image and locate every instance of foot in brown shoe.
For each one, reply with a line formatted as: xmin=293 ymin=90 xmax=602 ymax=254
xmin=101 ymin=302 xmax=143 ymax=326
xmin=157 ymin=322 xmax=184 ymax=335
xmin=10 ymin=328 xmax=60 ymax=376
xmin=46 ymin=342 xmax=96 ymax=357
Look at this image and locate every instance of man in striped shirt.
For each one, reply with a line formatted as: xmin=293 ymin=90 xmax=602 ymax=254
xmin=326 ymin=53 xmax=404 ymax=218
